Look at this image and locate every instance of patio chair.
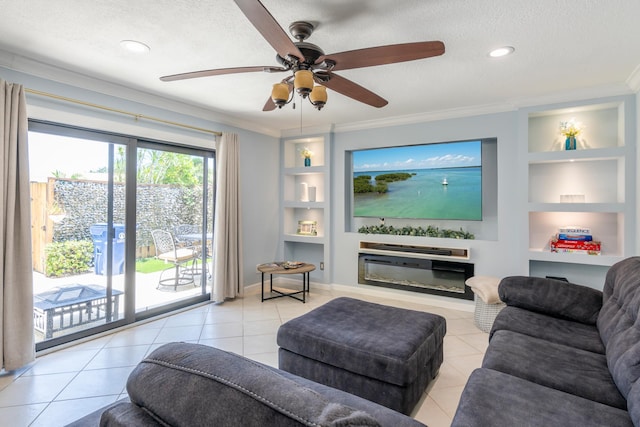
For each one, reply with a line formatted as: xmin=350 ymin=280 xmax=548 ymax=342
xmin=174 ymin=224 xmax=201 ymax=247
xmin=151 ymin=229 xmax=197 ymax=291
xmin=174 ymin=224 xmax=214 ymax=280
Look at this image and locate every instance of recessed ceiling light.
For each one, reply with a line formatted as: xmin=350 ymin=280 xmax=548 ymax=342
xmin=120 ymin=40 xmax=150 ymax=54
xmin=489 ymin=46 xmax=515 ymax=58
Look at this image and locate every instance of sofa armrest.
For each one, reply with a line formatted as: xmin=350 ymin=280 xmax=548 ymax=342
xmin=123 ymin=342 xmax=414 ymax=427
xmin=498 ymin=276 xmax=602 ymax=324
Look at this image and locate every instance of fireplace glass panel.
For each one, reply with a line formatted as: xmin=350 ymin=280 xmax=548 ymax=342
xmin=358 ymin=254 xmax=474 ymax=300
xmin=364 ymin=262 xmax=466 ymax=294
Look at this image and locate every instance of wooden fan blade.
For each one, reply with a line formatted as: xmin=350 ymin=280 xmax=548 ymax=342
xmin=263 ymin=82 xmax=293 ymax=111
xmin=160 ymin=66 xmax=280 ymax=82
xmin=322 ymin=73 xmax=388 ymax=108
xmin=321 ymin=41 xmax=445 ymax=71
xmin=234 ymin=0 xmax=305 ymax=61
xmin=263 ymin=97 xmax=277 ymax=111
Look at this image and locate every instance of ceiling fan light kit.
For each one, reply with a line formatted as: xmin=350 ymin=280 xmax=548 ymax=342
xmin=160 ymin=0 xmax=445 ymax=113
xmin=309 ymin=85 xmax=327 ymax=110
xmin=294 ymin=70 xmax=314 ymax=97
xmin=271 ymin=82 xmax=290 ymax=108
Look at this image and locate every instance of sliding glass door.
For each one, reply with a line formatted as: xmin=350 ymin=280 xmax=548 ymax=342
xmin=133 ymin=143 xmax=214 ymax=316
xmin=29 ymin=121 xmax=215 ymax=350
xmin=29 ymin=126 xmax=129 ymax=347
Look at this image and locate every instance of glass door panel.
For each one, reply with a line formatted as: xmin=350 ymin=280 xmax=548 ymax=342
xmin=133 ymin=146 xmax=212 ymax=314
xmin=29 ymin=131 xmax=126 ymax=344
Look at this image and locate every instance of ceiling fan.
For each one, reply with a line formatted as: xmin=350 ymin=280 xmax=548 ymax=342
xmin=160 ymin=0 xmax=445 ymax=111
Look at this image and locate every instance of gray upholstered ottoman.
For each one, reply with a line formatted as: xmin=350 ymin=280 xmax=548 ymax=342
xmin=277 ymin=297 xmax=446 ymax=415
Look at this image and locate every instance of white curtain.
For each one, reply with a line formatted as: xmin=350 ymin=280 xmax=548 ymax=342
xmin=212 ymin=132 xmax=243 ymax=302
xmin=0 ymin=79 xmax=35 ymax=371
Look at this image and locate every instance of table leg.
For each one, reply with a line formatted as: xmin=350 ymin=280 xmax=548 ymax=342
xmin=261 ymin=272 xmax=265 ymax=302
xmin=45 ymin=310 xmax=53 ymax=340
xmin=302 ymin=272 xmax=306 ymax=303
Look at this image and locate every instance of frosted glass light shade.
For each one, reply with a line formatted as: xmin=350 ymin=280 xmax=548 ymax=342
xmin=310 ymin=85 xmax=327 ymax=110
xmin=294 ymin=70 xmax=314 ymax=97
xmin=271 ymin=83 xmax=290 ymax=107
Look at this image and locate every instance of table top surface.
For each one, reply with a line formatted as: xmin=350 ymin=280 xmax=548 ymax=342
xmin=257 ymin=262 xmax=316 ymax=274
xmin=177 ymin=233 xmax=213 ymax=240
xmin=34 ymin=284 xmax=123 ymax=309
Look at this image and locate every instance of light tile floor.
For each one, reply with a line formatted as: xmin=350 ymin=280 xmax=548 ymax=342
xmin=0 ymin=286 xmax=486 ymax=426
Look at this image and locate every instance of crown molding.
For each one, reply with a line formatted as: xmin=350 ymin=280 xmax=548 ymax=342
xmin=0 ymin=49 xmax=281 ymax=138
xmin=509 ymin=83 xmax=634 ymax=109
xmin=626 ymin=64 xmax=640 ymax=93
xmin=2 ymin=49 xmax=637 ymax=140
xmin=332 ymin=103 xmax=516 ymax=134
xmin=280 ymin=124 xmax=335 ymax=138
xmin=331 ymin=83 xmax=636 ymax=134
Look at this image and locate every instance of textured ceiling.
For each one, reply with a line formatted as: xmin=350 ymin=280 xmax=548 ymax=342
xmin=1 ymin=0 xmax=639 ymax=135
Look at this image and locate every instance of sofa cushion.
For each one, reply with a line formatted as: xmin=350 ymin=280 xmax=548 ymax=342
xmin=122 ymin=342 xmax=426 ymax=427
xmin=490 ymin=306 xmax=605 ymax=354
xmin=626 ymin=380 xmax=640 ymax=427
xmin=483 ymin=330 xmax=626 ymax=409
xmin=276 ymin=297 xmax=446 ymax=387
xmin=451 ymin=368 xmax=633 ymax=427
xmin=99 ymin=402 xmax=160 ymax=426
xmin=498 ymin=276 xmax=602 ymax=324
xmin=597 ymin=256 xmax=640 ymax=400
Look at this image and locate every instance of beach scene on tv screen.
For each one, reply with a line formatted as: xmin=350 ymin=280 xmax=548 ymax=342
xmin=353 ymin=140 xmax=482 ymax=220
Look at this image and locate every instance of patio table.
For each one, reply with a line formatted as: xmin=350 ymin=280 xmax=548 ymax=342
xmin=33 ymin=284 xmax=123 ymax=339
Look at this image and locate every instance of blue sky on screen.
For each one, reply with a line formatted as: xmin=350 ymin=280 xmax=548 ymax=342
xmin=353 ymin=140 xmax=481 ymax=172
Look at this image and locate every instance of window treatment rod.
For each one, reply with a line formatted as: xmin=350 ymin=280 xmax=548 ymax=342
xmin=25 ymin=88 xmax=222 ymax=137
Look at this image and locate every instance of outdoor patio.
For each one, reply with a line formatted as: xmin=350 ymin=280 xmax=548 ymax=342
xmin=32 ymin=263 xmax=212 ymax=343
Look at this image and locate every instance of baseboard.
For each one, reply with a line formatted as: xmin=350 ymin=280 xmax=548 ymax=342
xmin=244 ymin=278 xmax=474 ymax=312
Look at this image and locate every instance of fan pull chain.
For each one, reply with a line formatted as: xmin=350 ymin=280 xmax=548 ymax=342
xmin=299 ymin=94 xmax=303 ymax=134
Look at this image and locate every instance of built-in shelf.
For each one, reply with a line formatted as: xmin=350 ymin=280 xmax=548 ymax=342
xmin=528 ymin=203 xmax=625 ymax=213
xmin=283 ymin=234 xmax=326 ymax=244
xmin=280 ymin=136 xmax=331 ymax=283
xmin=284 ymin=166 xmax=326 ymax=174
xmin=522 ymin=95 xmax=635 ymax=287
xmin=528 ymin=249 xmax=623 ymax=267
xmin=283 ymin=201 xmax=326 ymax=209
xmin=527 ymin=146 xmax=625 ymax=164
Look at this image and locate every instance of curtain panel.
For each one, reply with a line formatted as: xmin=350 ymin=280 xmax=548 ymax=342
xmin=212 ymin=133 xmax=243 ymax=302
xmin=0 ymin=79 xmax=35 ymax=371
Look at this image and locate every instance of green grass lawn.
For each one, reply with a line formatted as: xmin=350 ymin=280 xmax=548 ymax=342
xmin=135 ymin=257 xmax=212 ymax=274
xmin=135 ymin=258 xmax=173 ymax=274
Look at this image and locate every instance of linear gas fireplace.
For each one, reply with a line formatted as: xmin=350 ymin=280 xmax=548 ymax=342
xmin=358 ymin=242 xmax=474 ymax=300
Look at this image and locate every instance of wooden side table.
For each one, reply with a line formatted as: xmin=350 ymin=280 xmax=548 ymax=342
xmin=257 ymin=262 xmax=316 ymax=303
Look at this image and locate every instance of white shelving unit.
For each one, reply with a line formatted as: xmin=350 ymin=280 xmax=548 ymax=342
xmin=522 ymin=96 xmax=636 ymax=288
xmin=280 ymin=135 xmax=331 ymax=283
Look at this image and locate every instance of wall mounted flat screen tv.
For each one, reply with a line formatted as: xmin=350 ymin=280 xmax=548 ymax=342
xmin=352 ymin=140 xmax=482 ymax=220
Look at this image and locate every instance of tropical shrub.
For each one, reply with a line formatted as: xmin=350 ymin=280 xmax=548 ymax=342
xmin=45 ymin=240 xmax=94 ymax=277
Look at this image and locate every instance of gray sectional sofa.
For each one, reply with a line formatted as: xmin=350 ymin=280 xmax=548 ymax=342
xmin=452 ymin=256 xmax=640 ymax=427
xmin=69 ymin=341 xmax=426 ymax=426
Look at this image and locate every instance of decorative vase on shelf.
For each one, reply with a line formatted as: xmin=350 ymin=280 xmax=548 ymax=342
xmin=565 ymin=136 xmax=577 ymax=150
xmin=304 ymin=157 xmax=311 ymax=167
